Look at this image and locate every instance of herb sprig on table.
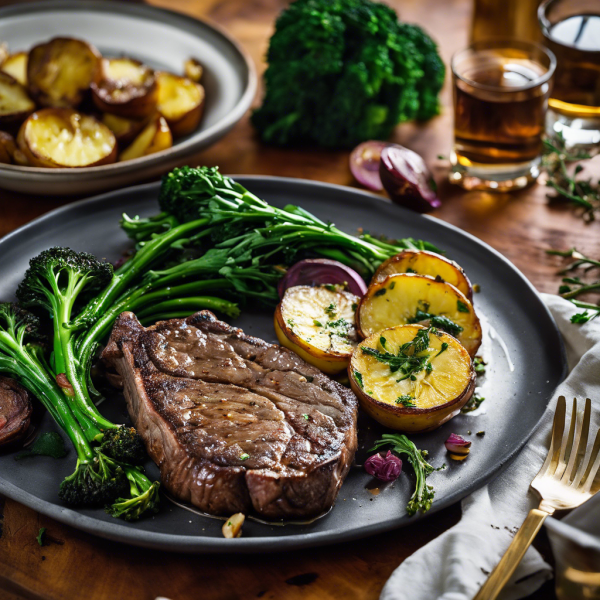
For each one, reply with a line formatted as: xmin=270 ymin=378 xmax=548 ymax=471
xmin=542 ymin=135 xmax=600 ymax=222
xmin=547 ymin=247 xmax=600 ymax=323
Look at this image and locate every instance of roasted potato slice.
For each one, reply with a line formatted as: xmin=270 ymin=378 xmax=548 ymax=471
xmin=0 ymin=131 xmax=16 ymax=163
xmin=102 ymin=112 xmax=148 ymax=146
xmin=1 ymin=52 xmax=28 ymax=86
xmin=274 ymin=285 xmax=360 ymax=374
xmin=17 ymin=108 xmax=117 ymax=168
xmin=349 ymin=324 xmax=475 ymax=432
xmin=119 ymin=114 xmax=172 ymax=161
xmin=0 ymin=43 xmax=8 ymax=66
xmin=27 ymin=37 xmax=100 ymax=108
xmin=0 ymin=71 xmax=35 ymax=127
xmin=184 ymin=58 xmax=203 ymax=83
xmin=373 ymin=250 xmax=473 ymax=300
xmin=156 ymin=71 xmax=204 ymax=137
xmin=92 ymin=58 xmax=157 ymax=118
xmin=357 ymin=273 xmax=482 ymax=356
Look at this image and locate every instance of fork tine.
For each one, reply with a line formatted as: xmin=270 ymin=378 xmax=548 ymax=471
xmin=557 ymin=398 xmax=578 ymax=479
xmin=577 ymin=427 xmax=600 ymax=493
xmin=564 ymin=398 xmax=591 ymax=485
xmin=547 ymin=396 xmax=566 ymax=477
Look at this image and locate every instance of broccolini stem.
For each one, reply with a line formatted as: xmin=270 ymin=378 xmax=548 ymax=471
xmin=135 ymin=297 xmax=240 ymax=320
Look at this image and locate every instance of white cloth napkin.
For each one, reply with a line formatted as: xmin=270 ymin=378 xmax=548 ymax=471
xmin=381 ymin=294 xmax=600 ymax=600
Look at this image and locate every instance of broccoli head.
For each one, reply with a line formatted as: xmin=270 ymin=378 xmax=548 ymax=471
xmin=16 ymin=247 xmax=113 ymax=319
xmin=251 ymin=0 xmax=445 ymax=148
xmin=99 ymin=426 xmax=147 ymax=465
xmin=0 ymin=302 xmax=44 ymax=343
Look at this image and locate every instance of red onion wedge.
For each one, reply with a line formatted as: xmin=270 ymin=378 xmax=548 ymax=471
xmin=277 ymin=259 xmax=368 ymax=298
xmin=364 ymin=450 xmax=402 ymax=482
xmin=445 ymin=433 xmax=471 ymax=460
xmin=350 ymin=141 xmax=388 ymax=191
xmin=379 ymin=144 xmax=441 ymax=213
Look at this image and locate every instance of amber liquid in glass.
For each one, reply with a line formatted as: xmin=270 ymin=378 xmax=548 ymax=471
xmin=453 ymin=57 xmax=548 ymax=168
xmin=543 ymin=14 xmax=600 ymax=117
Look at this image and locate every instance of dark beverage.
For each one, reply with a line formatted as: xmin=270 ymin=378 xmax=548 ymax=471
xmin=451 ymin=42 xmax=554 ymax=191
xmin=543 ymin=14 xmax=600 ymax=117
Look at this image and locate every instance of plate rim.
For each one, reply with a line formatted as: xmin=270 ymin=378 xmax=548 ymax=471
xmin=0 ymin=177 xmax=567 ymax=553
xmin=0 ymin=0 xmax=257 ymax=179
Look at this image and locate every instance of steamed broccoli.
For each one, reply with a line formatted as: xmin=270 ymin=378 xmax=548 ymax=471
xmin=251 ymin=0 xmax=445 ymax=148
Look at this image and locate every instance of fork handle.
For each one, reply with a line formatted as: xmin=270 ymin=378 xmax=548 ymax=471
xmin=473 ymin=508 xmax=551 ymax=600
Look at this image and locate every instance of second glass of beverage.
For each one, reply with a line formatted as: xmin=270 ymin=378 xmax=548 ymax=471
xmin=450 ymin=40 xmax=556 ymax=192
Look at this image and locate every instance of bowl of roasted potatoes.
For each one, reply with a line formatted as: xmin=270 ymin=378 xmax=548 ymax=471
xmin=0 ymin=1 xmax=256 ymax=195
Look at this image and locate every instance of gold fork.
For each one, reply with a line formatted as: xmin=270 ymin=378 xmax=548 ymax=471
xmin=474 ymin=396 xmax=600 ymax=600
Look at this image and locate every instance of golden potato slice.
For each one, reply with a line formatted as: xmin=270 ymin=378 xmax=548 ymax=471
xmin=27 ymin=37 xmax=100 ymax=108
xmin=373 ymin=250 xmax=473 ymax=300
xmin=357 ymin=273 xmax=482 ymax=356
xmin=92 ymin=58 xmax=157 ymax=118
xmin=156 ymin=71 xmax=204 ymax=137
xmin=0 ymin=131 xmax=16 ymax=163
xmin=349 ymin=324 xmax=475 ymax=432
xmin=1 ymin=52 xmax=28 ymax=86
xmin=0 ymin=71 xmax=35 ymax=127
xmin=184 ymin=58 xmax=203 ymax=83
xmin=102 ymin=112 xmax=148 ymax=146
xmin=17 ymin=108 xmax=117 ymax=168
xmin=274 ymin=285 xmax=360 ymax=374
xmin=119 ymin=114 xmax=172 ymax=161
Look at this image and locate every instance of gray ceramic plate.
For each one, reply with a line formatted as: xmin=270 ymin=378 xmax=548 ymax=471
xmin=0 ymin=1 xmax=256 ymax=195
xmin=0 ymin=177 xmax=566 ymax=553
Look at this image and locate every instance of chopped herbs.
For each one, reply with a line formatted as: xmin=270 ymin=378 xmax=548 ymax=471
xmin=436 ymin=342 xmax=449 ymax=357
xmin=354 ymin=371 xmax=364 ymax=389
xmin=15 ymin=432 xmax=67 ymax=461
xmin=351 ymin=302 xmax=358 ymax=311
xmin=457 ymin=300 xmax=469 ymax=313
xmin=473 ymin=356 xmax=486 ymax=375
xmin=36 ymin=527 xmax=46 ymax=547
xmin=303 ymin=414 xmax=309 ymax=420
xmin=313 ymin=319 xmax=323 ymax=327
xmin=286 ymin=318 xmax=295 ymax=330
xmin=396 ymin=395 xmax=416 ymax=407
xmin=324 ymin=284 xmax=338 ymax=292
xmin=389 ymin=281 xmax=396 ymax=290
xmin=324 ymin=302 xmax=337 ymax=318
xmin=374 ymin=288 xmax=387 ymax=297
xmin=371 ymin=434 xmax=439 ymax=515
xmin=406 ymin=268 xmax=416 ymax=273
xmin=379 ymin=336 xmax=387 ymax=349
xmin=240 ymin=453 xmax=250 ymax=461
xmin=462 ymin=394 xmax=485 ymax=413
xmin=408 ymin=308 xmax=463 ymax=338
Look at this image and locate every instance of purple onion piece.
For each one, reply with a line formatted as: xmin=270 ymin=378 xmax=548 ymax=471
xmin=445 ymin=433 xmax=472 ymax=455
xmin=278 ymin=258 xmax=368 ymax=298
xmin=379 ymin=144 xmax=441 ymax=213
xmin=364 ymin=450 xmax=402 ymax=482
xmin=350 ymin=141 xmax=388 ymax=191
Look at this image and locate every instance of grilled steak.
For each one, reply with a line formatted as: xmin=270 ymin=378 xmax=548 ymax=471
xmin=101 ymin=311 xmax=358 ymax=520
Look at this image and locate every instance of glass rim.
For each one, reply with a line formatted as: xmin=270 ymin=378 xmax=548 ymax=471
xmin=451 ymin=39 xmax=557 ymax=93
xmin=538 ymin=0 xmax=600 ymax=53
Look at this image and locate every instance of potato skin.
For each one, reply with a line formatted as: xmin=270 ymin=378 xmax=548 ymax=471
xmin=0 ymin=131 xmax=16 ymax=163
xmin=91 ymin=58 xmax=158 ymax=118
xmin=27 ymin=37 xmax=101 ymax=108
xmin=17 ymin=108 xmax=117 ymax=168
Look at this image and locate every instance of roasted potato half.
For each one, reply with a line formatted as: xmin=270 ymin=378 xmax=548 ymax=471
xmin=27 ymin=37 xmax=100 ymax=108
xmin=156 ymin=71 xmax=204 ymax=137
xmin=349 ymin=324 xmax=475 ymax=432
xmin=184 ymin=58 xmax=203 ymax=83
xmin=373 ymin=250 xmax=473 ymax=300
xmin=119 ymin=114 xmax=172 ymax=161
xmin=274 ymin=285 xmax=360 ymax=374
xmin=102 ymin=112 xmax=148 ymax=146
xmin=91 ymin=58 xmax=157 ymax=118
xmin=17 ymin=108 xmax=117 ymax=168
xmin=0 ymin=71 xmax=35 ymax=127
xmin=357 ymin=273 xmax=482 ymax=356
xmin=1 ymin=52 xmax=28 ymax=86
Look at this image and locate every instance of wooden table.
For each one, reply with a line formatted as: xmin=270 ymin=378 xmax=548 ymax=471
xmin=0 ymin=0 xmax=595 ymax=598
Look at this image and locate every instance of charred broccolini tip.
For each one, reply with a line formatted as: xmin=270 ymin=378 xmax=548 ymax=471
xmin=99 ymin=426 xmax=147 ymax=465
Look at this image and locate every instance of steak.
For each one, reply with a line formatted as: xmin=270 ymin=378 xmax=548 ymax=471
xmin=101 ymin=311 xmax=358 ymax=520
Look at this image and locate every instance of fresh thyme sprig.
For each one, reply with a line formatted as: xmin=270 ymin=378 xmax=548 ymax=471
xmin=547 ymin=247 xmax=600 ymax=323
xmin=542 ymin=134 xmax=599 ymax=222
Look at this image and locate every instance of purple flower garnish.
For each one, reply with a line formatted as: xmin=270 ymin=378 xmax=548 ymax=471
xmin=364 ymin=450 xmax=402 ymax=482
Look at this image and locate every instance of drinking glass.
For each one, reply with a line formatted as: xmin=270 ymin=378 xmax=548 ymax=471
xmin=539 ymin=0 xmax=600 ymax=149
xmin=450 ymin=40 xmax=555 ymax=192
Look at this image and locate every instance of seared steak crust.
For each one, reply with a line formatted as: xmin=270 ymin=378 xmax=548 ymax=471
xmin=101 ymin=311 xmax=358 ymax=520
